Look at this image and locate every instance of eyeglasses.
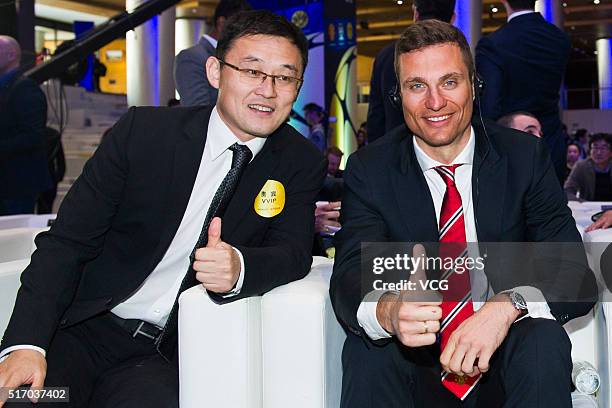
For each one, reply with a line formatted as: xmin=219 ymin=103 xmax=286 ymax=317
xmin=591 ymin=145 xmax=611 ymax=152
xmin=218 ymin=59 xmax=303 ymax=91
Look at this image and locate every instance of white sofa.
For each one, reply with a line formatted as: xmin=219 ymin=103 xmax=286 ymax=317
xmin=0 ymin=214 xmax=56 ymax=230
xmin=0 ymin=228 xmax=47 ymax=263
xmin=0 ymin=259 xmax=29 ymax=337
xmin=179 ymin=257 xmax=343 ymax=408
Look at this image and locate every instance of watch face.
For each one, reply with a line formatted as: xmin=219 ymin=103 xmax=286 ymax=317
xmin=511 ymin=292 xmax=528 ymax=309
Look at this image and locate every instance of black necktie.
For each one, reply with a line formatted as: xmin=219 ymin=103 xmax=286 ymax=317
xmin=156 ymin=143 xmax=253 ymax=359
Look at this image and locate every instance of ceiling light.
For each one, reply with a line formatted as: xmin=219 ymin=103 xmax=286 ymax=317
xmin=397 ymin=0 xmax=403 ymax=4
xmin=491 ymin=6 xmax=499 ymax=12
xmin=562 ymin=2 xmax=567 ymax=6
xmin=594 ymin=0 xmax=600 ymax=4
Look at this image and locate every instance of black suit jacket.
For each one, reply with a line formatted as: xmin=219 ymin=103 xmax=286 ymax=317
xmin=0 ymin=72 xmax=52 ymax=198
xmin=1 ymin=106 xmax=326 ymax=353
xmin=475 ymin=12 xmax=570 ymax=181
xmin=366 ymin=43 xmax=406 ymax=144
xmin=330 ymin=117 xmax=596 ymax=339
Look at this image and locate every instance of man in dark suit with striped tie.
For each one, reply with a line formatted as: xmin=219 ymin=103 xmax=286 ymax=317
xmin=0 ymin=11 xmax=325 ymax=408
xmin=331 ymin=20 xmax=595 ymax=408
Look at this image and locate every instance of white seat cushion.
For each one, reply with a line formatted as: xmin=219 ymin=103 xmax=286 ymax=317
xmin=0 ymin=259 xmax=29 ymax=338
xmin=0 ymin=228 xmax=47 ymax=263
xmin=179 ymin=285 xmax=262 ymax=408
xmin=261 ymin=257 xmax=345 ymax=408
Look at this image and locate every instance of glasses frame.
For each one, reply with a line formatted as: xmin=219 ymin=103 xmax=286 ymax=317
xmin=217 ymin=59 xmax=303 ymax=90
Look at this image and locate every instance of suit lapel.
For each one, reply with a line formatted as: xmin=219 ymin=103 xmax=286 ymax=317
xmin=222 ymin=128 xmax=283 ymax=238
xmin=149 ymin=107 xmax=212 ymax=268
xmin=391 ymin=133 xmax=439 ymax=242
xmin=471 ymin=119 xmax=507 ymax=242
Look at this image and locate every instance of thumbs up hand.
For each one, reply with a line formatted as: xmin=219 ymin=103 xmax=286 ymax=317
xmin=376 ymin=244 xmax=443 ymax=347
xmin=193 ymin=217 xmax=241 ymax=293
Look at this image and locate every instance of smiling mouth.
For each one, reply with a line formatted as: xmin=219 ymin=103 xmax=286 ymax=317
xmin=425 ymin=114 xmax=452 ymax=122
xmin=248 ymin=104 xmax=274 ymax=113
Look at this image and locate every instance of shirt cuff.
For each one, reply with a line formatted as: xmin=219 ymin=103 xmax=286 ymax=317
xmin=505 ymin=286 xmax=555 ymax=323
xmin=357 ymin=290 xmax=394 ymax=340
xmin=219 ymin=246 xmax=245 ymax=298
xmin=0 ymin=345 xmax=46 ymax=363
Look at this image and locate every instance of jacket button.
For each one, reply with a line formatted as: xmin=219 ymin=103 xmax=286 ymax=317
xmin=60 ymin=318 xmax=68 ymax=326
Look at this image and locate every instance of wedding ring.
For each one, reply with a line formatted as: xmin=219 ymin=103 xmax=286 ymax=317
xmin=423 ymin=321 xmax=428 ymax=333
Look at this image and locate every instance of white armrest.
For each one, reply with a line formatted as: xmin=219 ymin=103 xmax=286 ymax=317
xmin=0 ymin=215 xmax=55 ymax=230
xmin=0 ymin=228 xmax=48 ymax=263
xmin=178 ymin=285 xmax=262 ymax=408
xmin=0 ymin=259 xmax=29 ymax=338
xmin=261 ymin=257 xmax=345 ymax=408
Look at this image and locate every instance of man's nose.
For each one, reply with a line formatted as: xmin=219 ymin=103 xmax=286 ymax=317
xmin=425 ymin=89 xmax=446 ymax=111
xmin=255 ymin=75 xmax=277 ymax=98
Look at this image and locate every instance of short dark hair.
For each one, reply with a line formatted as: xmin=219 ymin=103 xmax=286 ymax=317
xmin=303 ymin=102 xmax=324 ymax=114
xmin=326 ymin=146 xmax=343 ymax=157
xmin=394 ymin=20 xmax=474 ymax=84
xmin=414 ymin=0 xmax=456 ymax=23
xmin=217 ymin=10 xmax=309 ymax=75
xmin=497 ymin=111 xmax=538 ymax=128
xmin=507 ymin=0 xmax=536 ymax=10
xmin=213 ymin=0 xmax=251 ymax=27
xmin=589 ymin=133 xmax=612 ymax=150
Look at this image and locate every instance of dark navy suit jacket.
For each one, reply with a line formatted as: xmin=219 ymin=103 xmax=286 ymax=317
xmin=475 ymin=12 xmax=571 ymax=181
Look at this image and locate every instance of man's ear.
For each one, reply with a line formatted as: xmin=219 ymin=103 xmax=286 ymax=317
xmin=205 ymin=56 xmax=221 ymax=90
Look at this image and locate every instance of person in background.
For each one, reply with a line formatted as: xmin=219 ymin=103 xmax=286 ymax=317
xmin=573 ymin=128 xmax=590 ymax=159
xmin=566 ymin=142 xmax=581 ymax=182
xmin=0 ymin=35 xmax=52 ymax=215
xmin=326 ymin=146 xmax=344 ymax=178
xmin=497 ymin=111 xmax=543 ymax=138
xmin=366 ymin=0 xmax=456 ymax=143
xmin=565 ymin=133 xmax=612 ymax=201
xmin=356 ymin=122 xmax=368 ymax=149
xmin=476 ymin=0 xmax=571 ymax=183
xmin=586 ymin=210 xmax=612 ymax=232
xmin=174 ymin=0 xmax=251 ymax=107
xmin=303 ymin=102 xmax=326 ymax=152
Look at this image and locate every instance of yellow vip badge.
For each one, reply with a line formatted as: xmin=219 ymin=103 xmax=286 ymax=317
xmin=254 ymin=180 xmax=285 ymax=218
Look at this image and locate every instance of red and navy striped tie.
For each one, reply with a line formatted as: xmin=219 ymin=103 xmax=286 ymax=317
xmin=434 ymin=164 xmax=480 ymax=400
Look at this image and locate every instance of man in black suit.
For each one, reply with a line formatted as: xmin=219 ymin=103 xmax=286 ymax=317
xmin=366 ymin=0 xmax=455 ymax=143
xmin=475 ymin=0 xmax=571 ymax=183
xmin=0 ymin=11 xmax=325 ymax=407
xmin=0 ymin=35 xmax=52 ymax=215
xmin=331 ymin=20 xmax=596 ymax=408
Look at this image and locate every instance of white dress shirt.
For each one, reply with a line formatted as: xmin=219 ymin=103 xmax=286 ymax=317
xmin=0 ymin=107 xmax=265 ymax=361
xmin=507 ymin=9 xmax=536 ymax=22
xmin=357 ymin=127 xmax=554 ymax=340
xmin=203 ymin=34 xmax=218 ymax=48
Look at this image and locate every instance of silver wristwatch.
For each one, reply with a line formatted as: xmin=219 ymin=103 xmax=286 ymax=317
xmin=508 ymin=291 xmax=528 ymax=314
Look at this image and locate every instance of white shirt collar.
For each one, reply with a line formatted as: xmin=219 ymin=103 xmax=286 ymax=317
xmin=203 ymin=34 xmax=218 ymax=48
xmin=413 ymin=127 xmax=475 ymax=172
xmin=207 ymin=106 xmax=266 ymax=162
xmin=508 ymin=10 xmax=536 ymax=22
